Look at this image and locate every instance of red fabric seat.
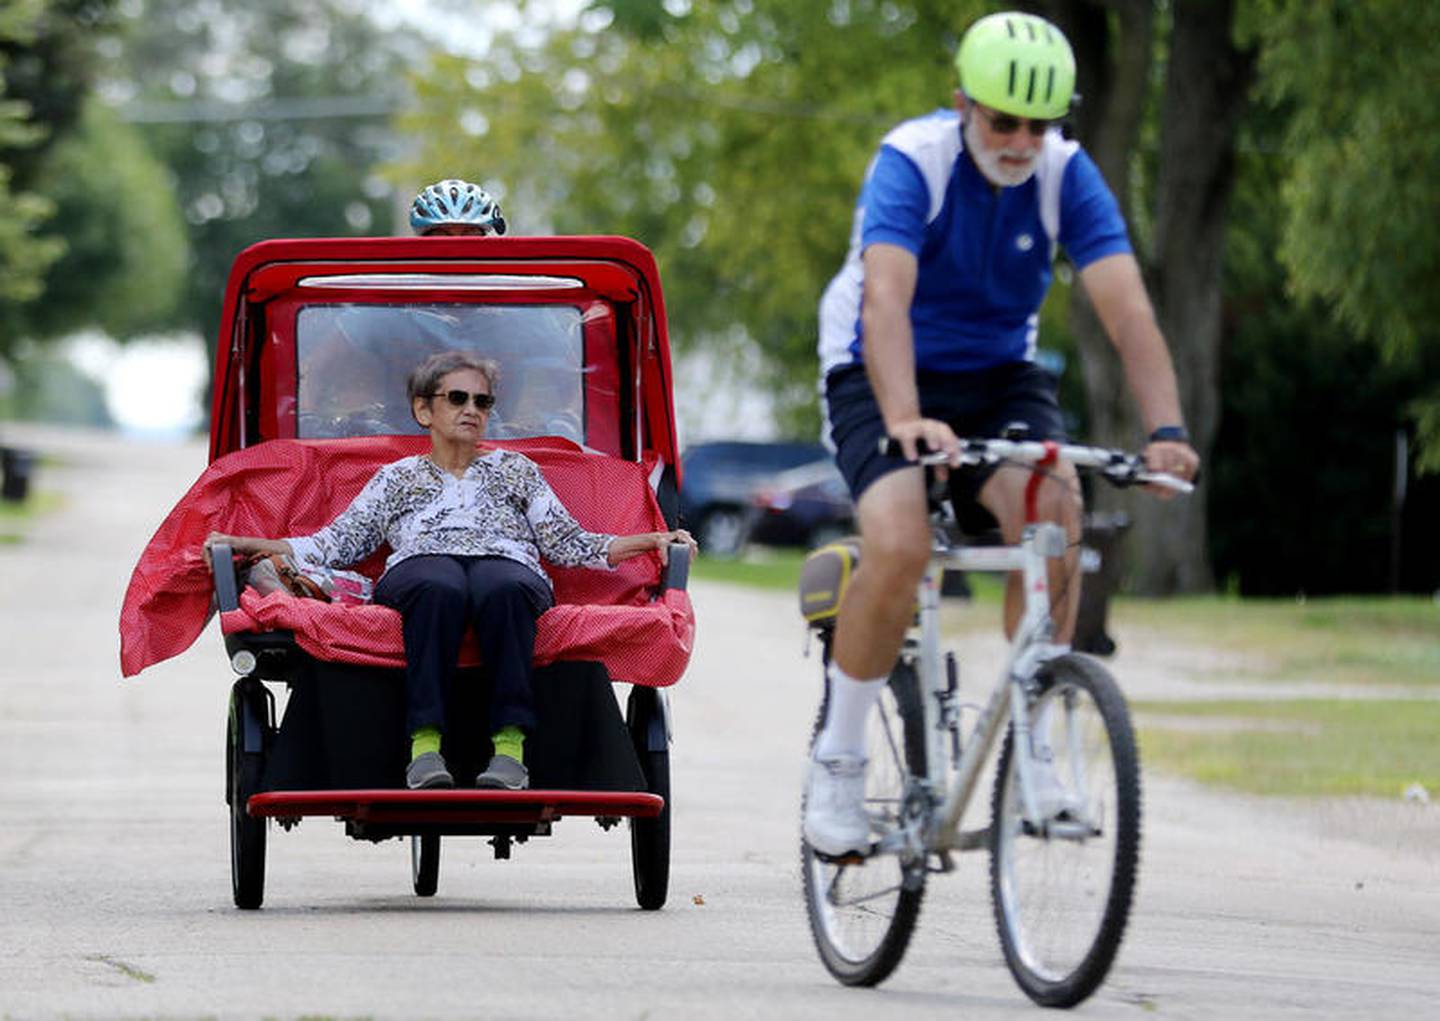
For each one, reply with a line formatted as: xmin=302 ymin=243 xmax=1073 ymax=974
xmin=119 ymin=435 xmax=694 ymax=687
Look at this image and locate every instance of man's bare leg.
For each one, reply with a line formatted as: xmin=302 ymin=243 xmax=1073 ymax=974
xmin=804 ymin=468 xmax=931 ymax=856
xmin=830 ymin=467 xmax=933 ymax=678
xmin=978 ymin=462 xmax=1083 ymax=642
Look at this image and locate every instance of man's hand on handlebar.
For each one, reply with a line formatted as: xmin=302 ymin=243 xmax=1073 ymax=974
xmin=1141 ymin=440 xmax=1200 ymax=501
xmin=887 ymin=418 xmax=961 ymax=478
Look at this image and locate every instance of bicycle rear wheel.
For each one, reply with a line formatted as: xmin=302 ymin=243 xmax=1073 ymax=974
xmin=989 ymin=653 xmax=1140 ymax=1007
xmin=802 ymin=656 xmax=927 ymax=986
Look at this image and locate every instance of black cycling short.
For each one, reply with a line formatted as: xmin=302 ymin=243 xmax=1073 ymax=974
xmin=824 ymin=361 xmax=1067 ymax=515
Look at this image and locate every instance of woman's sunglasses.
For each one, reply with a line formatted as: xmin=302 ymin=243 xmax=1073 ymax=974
xmin=976 ymin=105 xmax=1053 ymax=138
xmin=430 ymin=389 xmax=495 ymax=411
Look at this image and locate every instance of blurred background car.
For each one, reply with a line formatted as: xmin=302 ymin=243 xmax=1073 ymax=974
xmin=680 ymin=440 xmax=847 ymax=557
xmin=748 ymin=458 xmax=854 ymax=550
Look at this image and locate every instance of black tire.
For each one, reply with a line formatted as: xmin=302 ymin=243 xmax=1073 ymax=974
xmin=227 ymin=681 xmax=269 ymax=910
xmin=989 ymin=654 xmax=1140 ymax=1007
xmin=627 ymin=687 xmax=670 ymax=910
xmin=411 ymin=834 xmax=440 ymax=897
xmin=802 ymin=655 xmax=927 ymax=986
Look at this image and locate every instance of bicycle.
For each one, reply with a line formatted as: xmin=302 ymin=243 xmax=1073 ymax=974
xmin=798 ymin=436 xmax=1192 ymax=1007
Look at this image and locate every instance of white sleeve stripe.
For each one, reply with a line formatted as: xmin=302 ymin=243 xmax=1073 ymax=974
xmin=881 ymin=112 xmax=963 ymax=225
xmin=1037 ymin=131 xmax=1079 ymax=259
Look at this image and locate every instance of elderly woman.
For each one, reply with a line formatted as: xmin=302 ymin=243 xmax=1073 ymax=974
xmin=206 ymin=350 xmax=694 ymax=791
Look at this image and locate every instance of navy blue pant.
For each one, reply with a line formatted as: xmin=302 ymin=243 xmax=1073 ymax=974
xmin=374 ymin=555 xmax=553 ymax=737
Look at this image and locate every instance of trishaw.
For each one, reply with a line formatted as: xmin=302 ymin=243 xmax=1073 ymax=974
xmin=120 ymin=235 xmax=696 ymax=911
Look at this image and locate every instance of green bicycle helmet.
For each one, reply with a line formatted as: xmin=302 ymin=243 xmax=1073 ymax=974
xmin=955 ymin=11 xmax=1075 ymax=121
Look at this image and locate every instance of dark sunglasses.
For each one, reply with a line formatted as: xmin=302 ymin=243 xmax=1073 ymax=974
xmin=429 ymin=389 xmax=495 ymax=411
xmin=976 ymin=105 xmax=1053 ymax=138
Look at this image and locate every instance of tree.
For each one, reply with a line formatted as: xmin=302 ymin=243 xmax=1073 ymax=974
xmin=1250 ymin=0 xmax=1440 ymax=472
xmin=0 ymin=0 xmax=64 ymax=320
xmin=397 ymin=1 xmax=979 ymax=434
xmin=396 ymin=2 xmax=1276 ymax=595
xmin=0 ymin=0 xmax=188 ymax=356
xmin=18 ymin=99 xmax=188 ymax=341
xmin=105 ymin=0 xmax=427 ymax=345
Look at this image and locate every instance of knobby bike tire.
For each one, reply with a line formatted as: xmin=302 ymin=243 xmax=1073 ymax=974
xmin=802 ymin=652 xmax=928 ymax=986
xmin=989 ymin=653 xmax=1140 ymax=1007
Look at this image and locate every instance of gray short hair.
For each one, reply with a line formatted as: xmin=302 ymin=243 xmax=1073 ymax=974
xmin=407 ymin=351 xmax=500 ymax=404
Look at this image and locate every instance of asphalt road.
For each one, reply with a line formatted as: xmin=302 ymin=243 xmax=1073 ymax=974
xmin=0 ymin=425 xmax=1436 ymax=1019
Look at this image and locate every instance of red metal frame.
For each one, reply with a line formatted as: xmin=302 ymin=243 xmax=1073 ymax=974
xmin=1023 ymin=440 xmax=1061 ymax=523
xmin=248 ymin=789 xmax=664 ymax=825
xmin=208 ymin=235 xmax=680 ymax=480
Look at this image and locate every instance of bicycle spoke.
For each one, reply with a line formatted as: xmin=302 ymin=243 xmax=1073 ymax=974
xmin=990 ymin=656 xmax=1141 ymax=1008
xmin=804 ymin=661 xmax=926 ymax=987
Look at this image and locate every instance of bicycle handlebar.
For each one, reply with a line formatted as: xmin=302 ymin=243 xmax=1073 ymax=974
xmin=877 ymin=436 xmax=1195 ymax=494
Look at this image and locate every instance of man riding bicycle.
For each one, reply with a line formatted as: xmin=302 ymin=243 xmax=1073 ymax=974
xmin=805 ymin=11 xmax=1200 ymax=858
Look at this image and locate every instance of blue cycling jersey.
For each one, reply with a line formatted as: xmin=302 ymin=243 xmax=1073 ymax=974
xmin=818 ymin=109 xmax=1132 ymax=375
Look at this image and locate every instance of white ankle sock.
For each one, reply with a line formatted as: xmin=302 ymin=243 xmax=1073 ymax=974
xmin=813 ymin=660 xmax=886 ymax=760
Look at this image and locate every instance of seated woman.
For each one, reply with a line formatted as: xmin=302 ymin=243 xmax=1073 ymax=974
xmin=206 ymin=350 xmax=694 ymax=792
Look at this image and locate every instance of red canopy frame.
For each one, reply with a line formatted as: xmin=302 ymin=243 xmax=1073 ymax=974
xmin=209 ymin=236 xmax=681 ymax=482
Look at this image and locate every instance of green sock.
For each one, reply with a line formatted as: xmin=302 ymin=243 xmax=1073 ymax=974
xmin=492 ymin=725 xmax=524 ymax=763
xmin=410 ymin=725 xmax=442 ymax=761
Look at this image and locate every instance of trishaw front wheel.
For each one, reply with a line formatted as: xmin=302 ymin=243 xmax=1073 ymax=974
xmin=412 ymin=834 xmax=440 ymax=897
xmin=627 ymin=686 xmax=670 ymax=910
xmin=227 ymin=680 xmax=269 ymax=910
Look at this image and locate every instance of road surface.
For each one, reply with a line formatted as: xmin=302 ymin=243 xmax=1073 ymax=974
xmin=0 ymin=425 xmax=1436 ymax=1018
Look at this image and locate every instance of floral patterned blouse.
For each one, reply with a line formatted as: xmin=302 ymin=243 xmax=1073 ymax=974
xmin=285 ymin=450 xmax=615 ymax=588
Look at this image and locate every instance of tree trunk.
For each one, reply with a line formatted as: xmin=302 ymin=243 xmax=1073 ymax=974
xmin=1134 ymin=0 xmax=1253 ymax=593
xmin=1035 ymin=0 xmax=1251 ymax=594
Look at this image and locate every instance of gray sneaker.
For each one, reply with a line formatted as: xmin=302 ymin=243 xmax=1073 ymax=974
xmin=475 ymin=753 xmax=529 ymax=791
xmin=406 ymin=751 xmax=454 ymax=790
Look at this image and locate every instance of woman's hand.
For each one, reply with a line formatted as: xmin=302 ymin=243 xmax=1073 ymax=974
xmin=202 ymin=531 xmax=293 ymax=569
xmin=606 ymin=529 xmax=698 ymax=567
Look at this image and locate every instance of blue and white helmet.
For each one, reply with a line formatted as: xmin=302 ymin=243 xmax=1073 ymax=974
xmin=409 ymin=179 xmax=507 ymax=235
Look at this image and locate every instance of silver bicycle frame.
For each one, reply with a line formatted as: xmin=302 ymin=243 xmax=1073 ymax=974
xmin=911 ymin=521 xmax=1069 ymax=852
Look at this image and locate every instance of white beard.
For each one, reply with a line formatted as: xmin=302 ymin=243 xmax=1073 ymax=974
xmin=963 ymin=113 xmax=1039 ymax=188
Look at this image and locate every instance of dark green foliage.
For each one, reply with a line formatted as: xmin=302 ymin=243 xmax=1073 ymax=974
xmin=1209 ymin=121 xmax=1440 ymax=595
xmin=1248 ymin=0 xmax=1440 ymax=470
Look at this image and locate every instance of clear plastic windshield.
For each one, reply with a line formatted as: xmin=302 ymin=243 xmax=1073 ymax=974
xmin=295 ymin=303 xmax=589 ymax=443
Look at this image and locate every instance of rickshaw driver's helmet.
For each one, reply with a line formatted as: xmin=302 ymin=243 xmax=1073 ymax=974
xmin=954 ymin=11 xmax=1076 ymax=121
xmin=409 ymin=179 xmax=508 ymax=236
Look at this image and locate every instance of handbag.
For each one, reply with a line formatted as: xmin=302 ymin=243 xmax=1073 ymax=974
xmin=245 ymin=553 xmax=333 ymax=602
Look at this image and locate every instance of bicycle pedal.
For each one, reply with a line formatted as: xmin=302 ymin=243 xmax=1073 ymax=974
xmin=813 ymin=846 xmax=873 ymax=866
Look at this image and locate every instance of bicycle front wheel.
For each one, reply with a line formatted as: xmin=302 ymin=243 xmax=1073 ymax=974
xmin=802 ymin=657 xmax=927 ymax=986
xmin=989 ymin=654 xmax=1140 ymax=1007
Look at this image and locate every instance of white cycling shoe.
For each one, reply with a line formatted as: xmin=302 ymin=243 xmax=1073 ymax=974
xmin=803 ymin=755 xmax=872 ymax=857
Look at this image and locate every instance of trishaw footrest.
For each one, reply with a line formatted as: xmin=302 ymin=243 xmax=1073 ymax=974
xmin=247 ymin=788 xmax=663 ymax=825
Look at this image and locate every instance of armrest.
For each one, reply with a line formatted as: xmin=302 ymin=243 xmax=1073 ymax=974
xmin=659 ymin=542 xmax=690 ymax=592
xmin=211 ymin=543 xmax=240 ymax=612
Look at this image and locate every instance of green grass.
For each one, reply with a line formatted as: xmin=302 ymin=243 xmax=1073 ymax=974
xmin=692 ymin=547 xmax=1010 ymax=601
xmin=1113 ymin=594 xmax=1440 ymax=687
xmin=690 ymin=547 xmax=810 ymax=590
xmin=1135 ymin=698 xmax=1440 ymax=797
xmin=0 ymin=490 xmax=65 ymax=543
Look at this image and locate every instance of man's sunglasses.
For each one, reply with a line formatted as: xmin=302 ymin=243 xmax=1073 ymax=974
xmin=976 ymin=105 xmax=1054 ymax=138
xmin=429 ymin=389 xmax=495 ymax=411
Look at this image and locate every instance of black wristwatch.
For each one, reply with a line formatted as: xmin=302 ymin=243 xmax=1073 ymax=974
xmin=1148 ymin=425 xmax=1189 ymax=444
